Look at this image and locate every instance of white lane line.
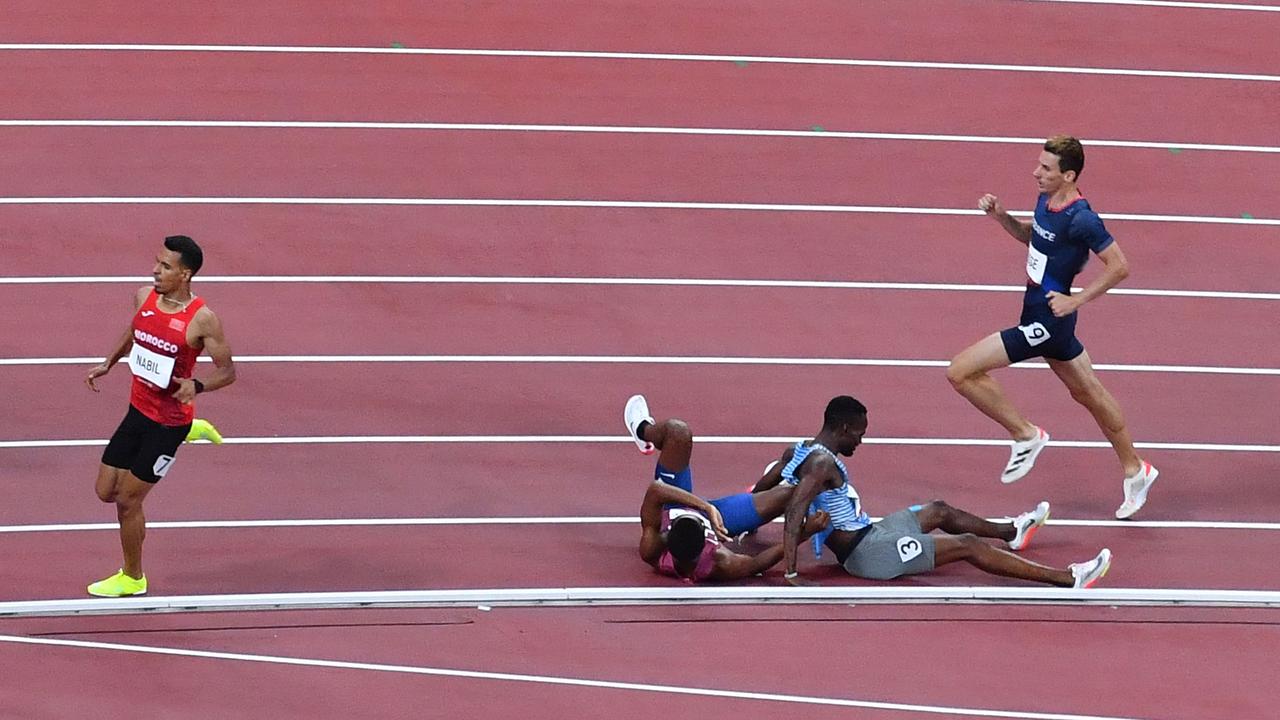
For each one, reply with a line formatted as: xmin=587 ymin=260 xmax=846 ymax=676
xmin=1028 ymin=0 xmax=1280 ymax=11
xmin=3 ymin=435 xmax=1277 ymax=452
xmin=0 ymin=633 xmax=1197 ymax=719
xmin=3 ymin=355 xmax=1277 ymax=376
xmin=0 ymin=198 xmax=1273 ymax=225
xmin=6 ymin=586 xmax=1280 ymax=617
xmin=0 ymin=43 xmax=1275 ymax=83
xmin=0 ymin=276 xmax=1276 ymax=301
xmin=2 ymin=516 xmax=1276 ymax=534
xmin=2 ymin=120 xmax=1275 ymax=155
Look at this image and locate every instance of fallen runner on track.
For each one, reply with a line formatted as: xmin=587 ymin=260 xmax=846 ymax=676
xmin=625 ymin=394 xmax=829 ymax=583
xmin=767 ymin=395 xmax=1111 ymax=588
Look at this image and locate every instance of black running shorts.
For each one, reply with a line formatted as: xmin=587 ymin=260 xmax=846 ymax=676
xmin=101 ymin=405 xmax=191 ymax=483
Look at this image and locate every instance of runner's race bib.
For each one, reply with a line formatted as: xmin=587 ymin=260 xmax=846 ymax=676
xmin=1019 ymin=322 xmax=1051 ymax=347
xmin=1026 ymin=244 xmax=1048 ymax=285
xmin=128 ymin=342 xmax=176 ymax=388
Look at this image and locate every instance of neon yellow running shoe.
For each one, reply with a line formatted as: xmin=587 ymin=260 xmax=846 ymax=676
xmin=185 ymin=418 xmax=224 ymax=444
xmin=87 ymin=570 xmax=147 ymax=597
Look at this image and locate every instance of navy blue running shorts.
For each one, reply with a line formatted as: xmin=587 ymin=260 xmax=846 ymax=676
xmin=1000 ymin=305 xmax=1085 ymax=363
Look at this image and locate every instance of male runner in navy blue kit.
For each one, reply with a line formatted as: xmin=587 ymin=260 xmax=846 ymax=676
xmin=947 ymin=136 xmax=1158 ymax=519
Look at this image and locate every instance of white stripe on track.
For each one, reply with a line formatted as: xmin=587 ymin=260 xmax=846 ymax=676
xmin=0 ymin=43 xmax=1275 ymax=83
xmin=4 ymin=354 xmax=1277 ymax=376
xmin=2 ymin=119 xmax=1275 ymax=155
xmin=0 ymin=275 xmax=1274 ymax=301
xmin=6 ymin=586 xmax=1280 ymax=616
xmin=1027 ymin=0 xmax=1280 ymax=11
xmin=3 ymin=435 xmax=1277 ymax=452
xmin=0 ymin=197 xmax=1273 ymax=225
xmin=0 ymin=633 xmax=1179 ymax=719
xmin=1 ymin=516 xmax=1275 ymax=534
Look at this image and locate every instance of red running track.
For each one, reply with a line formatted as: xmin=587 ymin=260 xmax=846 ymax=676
xmin=5 ymin=363 xmax=1278 ymax=457
xmin=2 ymin=53 xmax=1277 ymax=146
xmin=1 ymin=207 xmax=1277 ymax=294
xmin=3 ymin=516 xmax=1280 ymax=601
xmin=5 ymin=282 xmax=1277 ymax=366
xmin=5 ymin=442 xmax=1279 ymax=525
xmin=3 ymin=2 xmax=1280 ymax=719
xmin=3 ymin=605 xmax=1277 ymax=720
xmin=2 ymin=129 xmax=1278 ymax=220
xmin=3 ymin=0 xmax=1279 ymax=76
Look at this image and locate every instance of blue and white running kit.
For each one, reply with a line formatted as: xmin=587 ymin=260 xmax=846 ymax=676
xmin=1000 ymin=194 xmax=1115 ymax=364
xmin=653 ymin=464 xmax=764 ymax=537
xmin=781 ymin=442 xmax=935 ymax=580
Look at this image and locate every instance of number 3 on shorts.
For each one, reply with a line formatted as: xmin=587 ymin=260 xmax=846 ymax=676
xmin=896 ymin=536 xmax=923 ymax=563
xmin=152 ymin=454 xmax=176 ymax=478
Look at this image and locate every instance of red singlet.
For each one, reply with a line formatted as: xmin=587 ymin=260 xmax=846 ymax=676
xmin=126 ymin=290 xmax=206 ymax=426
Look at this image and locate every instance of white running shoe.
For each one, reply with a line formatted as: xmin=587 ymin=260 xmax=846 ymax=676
xmin=624 ymin=394 xmax=656 ymax=455
xmin=1001 ymin=426 xmax=1050 ymax=484
xmin=1008 ymin=501 xmax=1050 ymax=551
xmin=1115 ymin=461 xmax=1159 ymax=519
xmin=1070 ymin=548 xmax=1112 ymax=589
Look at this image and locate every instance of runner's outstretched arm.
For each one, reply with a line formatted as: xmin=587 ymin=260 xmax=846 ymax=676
xmin=751 ymin=446 xmax=795 ymax=492
xmin=85 ymin=286 xmax=151 ymax=392
xmin=711 ymin=511 xmax=830 ymax=581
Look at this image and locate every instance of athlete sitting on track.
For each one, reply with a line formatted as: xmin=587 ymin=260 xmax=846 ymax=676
xmin=625 ymin=394 xmax=829 ymax=583
xmin=769 ymin=395 xmax=1112 ymax=588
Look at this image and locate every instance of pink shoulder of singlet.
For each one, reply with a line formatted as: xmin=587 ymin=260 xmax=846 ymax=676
xmin=656 ymin=543 xmax=717 ymax=583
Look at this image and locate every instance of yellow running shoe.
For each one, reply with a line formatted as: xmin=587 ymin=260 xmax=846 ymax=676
xmin=185 ymin=418 xmax=224 ymax=444
xmin=87 ymin=570 xmax=147 ymax=597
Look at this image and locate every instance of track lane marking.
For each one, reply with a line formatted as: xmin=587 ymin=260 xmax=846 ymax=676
xmin=1 ymin=120 xmax=1275 ymax=154
xmin=1026 ymin=0 xmax=1280 ymax=11
xmin=4 ymin=435 xmax=1277 ymax=452
xmin=2 ymin=516 xmax=1277 ymax=533
xmin=0 ymin=198 xmax=1274 ymax=225
xmin=0 ymin=43 xmax=1275 ymax=83
xmin=0 ymin=275 xmax=1275 ymax=301
xmin=3 ymin=354 xmax=1277 ymax=376
xmin=0 ymin=633 xmax=1202 ymax=718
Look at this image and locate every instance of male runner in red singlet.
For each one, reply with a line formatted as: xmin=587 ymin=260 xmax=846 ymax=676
xmin=83 ymin=236 xmax=236 ymax=597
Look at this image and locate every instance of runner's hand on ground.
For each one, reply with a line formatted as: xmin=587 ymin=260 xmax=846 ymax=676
xmin=785 ymin=572 xmax=818 ymax=587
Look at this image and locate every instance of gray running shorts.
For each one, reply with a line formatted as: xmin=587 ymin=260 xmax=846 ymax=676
xmin=842 ymin=508 xmax=936 ymax=580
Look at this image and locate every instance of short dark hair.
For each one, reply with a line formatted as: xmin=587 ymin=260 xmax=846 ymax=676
xmin=823 ymin=395 xmax=867 ymax=430
xmin=667 ymin=516 xmax=707 ymax=564
xmin=164 ymin=235 xmax=204 ymax=276
xmin=1044 ymin=135 xmax=1085 ymax=179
